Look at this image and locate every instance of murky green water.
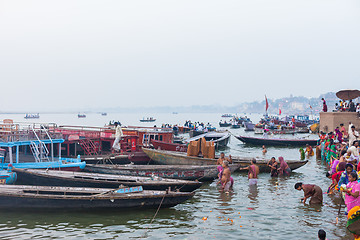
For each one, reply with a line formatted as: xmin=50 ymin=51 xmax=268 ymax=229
xmin=0 ymin=113 xmax=352 ymax=239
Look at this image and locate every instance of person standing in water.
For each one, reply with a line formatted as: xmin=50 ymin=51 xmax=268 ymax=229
xmin=262 ymin=145 xmax=267 ymax=155
xmin=220 ymin=160 xmax=232 ymax=194
xmin=240 ymin=159 xmax=259 ymax=185
xmin=295 ymin=182 xmax=323 ymax=205
xmin=267 ymin=157 xmax=278 ymax=177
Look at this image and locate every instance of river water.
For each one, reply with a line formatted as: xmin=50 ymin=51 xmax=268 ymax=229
xmin=0 ymin=113 xmax=352 ymax=239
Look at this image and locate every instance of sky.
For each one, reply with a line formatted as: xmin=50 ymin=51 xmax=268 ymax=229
xmin=0 ymin=0 xmax=359 ymax=112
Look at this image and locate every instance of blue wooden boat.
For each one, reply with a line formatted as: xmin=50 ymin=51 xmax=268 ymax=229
xmin=0 ymin=185 xmax=194 ymax=209
xmin=0 ymin=123 xmax=85 ymax=171
xmin=0 ymin=167 xmax=17 ymax=185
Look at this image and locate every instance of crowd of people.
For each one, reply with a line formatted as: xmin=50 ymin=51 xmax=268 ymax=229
xmin=322 ymin=97 xmax=360 ymax=113
xmin=215 ymin=120 xmax=360 ymax=238
xmin=334 ymin=100 xmax=360 ymax=113
xmin=184 ymin=120 xmax=214 ymax=132
xmin=315 ymin=122 xmax=360 ymax=239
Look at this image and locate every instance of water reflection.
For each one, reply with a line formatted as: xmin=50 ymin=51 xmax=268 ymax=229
xmin=247 ymin=184 xmax=258 ymax=205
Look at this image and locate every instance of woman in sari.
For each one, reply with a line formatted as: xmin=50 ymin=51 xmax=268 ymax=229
xmin=326 ymin=139 xmax=337 ymax=165
xmin=267 ymin=157 xmax=278 ymax=177
xmin=295 ymin=182 xmax=323 ymax=205
xmin=278 ymin=156 xmax=291 ymax=176
xmin=338 ymin=163 xmax=356 ymax=188
xmin=327 ymin=162 xmax=346 ymax=194
xmin=335 ymin=127 xmax=343 ymax=143
xmin=342 ymin=172 xmax=360 ymax=213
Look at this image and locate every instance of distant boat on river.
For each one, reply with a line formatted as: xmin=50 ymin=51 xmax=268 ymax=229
xmin=140 ymin=117 xmax=156 ymax=122
xmin=24 ymin=113 xmax=39 ymax=119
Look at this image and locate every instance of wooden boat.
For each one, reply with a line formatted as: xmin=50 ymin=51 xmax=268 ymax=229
xmin=185 ymin=131 xmax=231 ymax=148
xmin=254 ymin=127 xmax=309 ymax=135
xmin=219 ymin=122 xmax=231 ymax=127
xmin=0 ymin=123 xmax=86 ymax=171
xmin=85 ymin=163 xmax=241 ymax=181
xmin=189 ymin=130 xmax=205 ymax=138
xmin=24 ymin=113 xmax=40 ymax=119
xmin=0 ymin=169 xmax=17 ymax=184
xmin=234 ymin=135 xmax=317 ymax=146
xmin=142 ymin=148 xmax=308 ymax=173
xmin=244 ymin=122 xmax=255 ymax=131
xmin=0 ymin=185 xmax=194 ymax=209
xmin=151 ymin=139 xmax=188 ymax=152
xmin=139 ymin=117 xmax=156 ymax=122
xmin=230 ymin=123 xmax=241 ymax=129
xmin=80 ymin=153 xmax=131 ymax=164
xmin=14 ymin=168 xmax=202 ymax=192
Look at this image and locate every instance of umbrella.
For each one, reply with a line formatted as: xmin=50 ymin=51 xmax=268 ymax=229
xmin=336 ymin=89 xmax=360 ymax=100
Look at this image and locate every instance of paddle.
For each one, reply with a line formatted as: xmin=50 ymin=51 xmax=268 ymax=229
xmin=336 ymin=197 xmax=343 ymax=225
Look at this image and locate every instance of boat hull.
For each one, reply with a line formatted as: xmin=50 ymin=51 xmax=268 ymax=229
xmin=235 ymin=136 xmax=317 ymax=147
xmin=14 ymin=169 xmax=202 ymax=192
xmin=0 ymin=185 xmax=194 ymax=209
xmin=142 ymin=148 xmax=308 ymax=173
xmin=151 ymin=139 xmax=188 ymax=152
xmin=85 ymin=164 xmax=240 ymax=181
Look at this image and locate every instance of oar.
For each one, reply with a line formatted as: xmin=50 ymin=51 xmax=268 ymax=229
xmin=336 ymin=197 xmax=343 ymax=224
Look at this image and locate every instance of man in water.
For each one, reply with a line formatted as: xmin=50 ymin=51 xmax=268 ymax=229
xmin=262 ymin=145 xmax=267 ymax=154
xmin=294 ymin=182 xmax=323 ymax=205
xmin=220 ymin=160 xmax=232 ymax=194
xmin=240 ymin=159 xmax=259 ymax=185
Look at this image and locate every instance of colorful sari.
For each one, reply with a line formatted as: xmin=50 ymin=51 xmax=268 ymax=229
xmin=278 ymin=157 xmax=291 ymax=176
xmin=326 ymin=144 xmax=337 ymax=164
xmin=345 ymin=181 xmax=360 ymax=212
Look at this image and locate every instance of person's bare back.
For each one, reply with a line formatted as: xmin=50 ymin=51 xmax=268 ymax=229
xmin=221 ymin=167 xmax=231 ymax=184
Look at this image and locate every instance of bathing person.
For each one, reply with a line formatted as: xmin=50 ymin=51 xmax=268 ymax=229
xmin=240 ymin=159 xmax=259 ymax=185
xmin=295 ymin=182 xmax=323 ymax=205
xmin=278 ymin=157 xmax=291 ymax=176
xmin=267 ymin=157 xmax=278 ymax=177
xmin=262 ymin=145 xmax=267 ymax=154
xmin=220 ymin=160 xmax=232 ymax=193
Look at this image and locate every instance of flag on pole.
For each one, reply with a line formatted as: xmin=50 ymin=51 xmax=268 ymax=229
xmin=265 ymin=95 xmax=269 ymax=112
xmin=279 ymin=108 xmax=282 ymax=115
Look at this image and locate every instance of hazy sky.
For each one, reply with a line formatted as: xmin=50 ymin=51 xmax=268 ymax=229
xmin=0 ymin=1 xmax=359 ymax=111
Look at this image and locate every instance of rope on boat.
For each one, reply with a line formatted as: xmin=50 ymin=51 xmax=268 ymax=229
xmin=142 ymin=194 xmax=166 ymax=238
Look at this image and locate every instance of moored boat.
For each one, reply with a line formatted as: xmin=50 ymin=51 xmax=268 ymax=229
xmin=234 ymin=135 xmax=317 ymax=147
xmin=151 ymin=139 xmax=188 ymax=152
xmin=244 ymin=122 xmax=255 ymax=131
xmin=219 ymin=122 xmax=232 ymax=127
xmin=0 ymin=185 xmax=194 ymax=209
xmin=0 ymin=122 xmax=86 ymax=171
xmin=14 ymin=168 xmax=202 ymax=192
xmin=142 ymin=148 xmax=308 ymax=172
xmin=185 ymin=131 xmax=231 ymax=148
xmin=0 ymin=166 xmax=17 ymax=184
xmin=85 ymin=163 xmax=241 ymax=181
